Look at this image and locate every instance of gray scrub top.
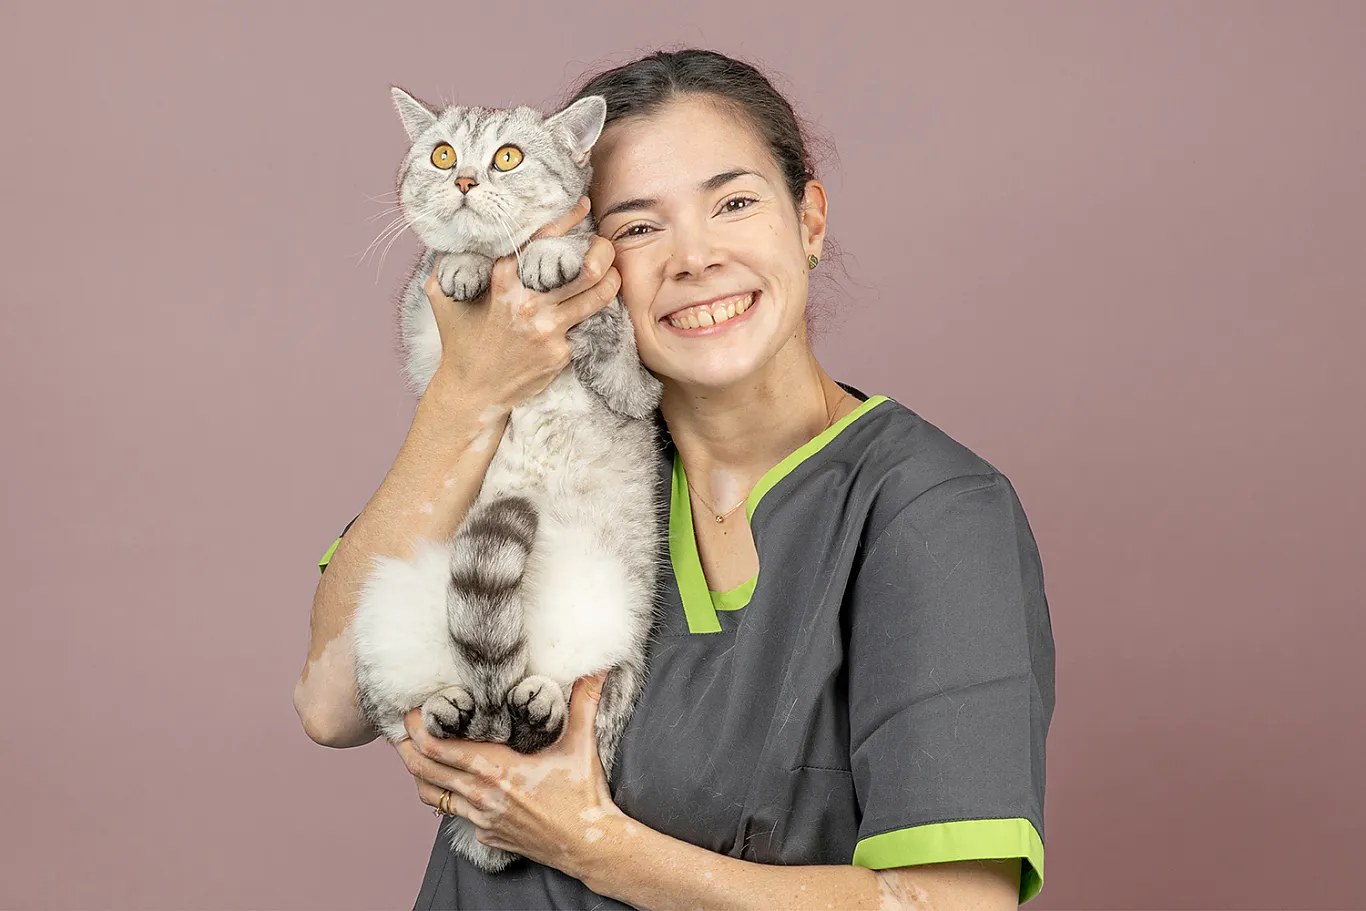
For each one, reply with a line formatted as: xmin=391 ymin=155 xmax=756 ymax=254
xmin=318 ymin=386 xmax=1056 ymax=908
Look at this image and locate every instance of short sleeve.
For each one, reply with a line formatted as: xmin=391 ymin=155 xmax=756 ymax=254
xmin=847 ymin=473 xmax=1056 ymax=904
xmin=317 ymin=513 xmax=360 ymax=574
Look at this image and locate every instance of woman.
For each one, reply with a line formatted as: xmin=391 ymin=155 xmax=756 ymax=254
xmin=297 ymin=49 xmax=1055 ymax=910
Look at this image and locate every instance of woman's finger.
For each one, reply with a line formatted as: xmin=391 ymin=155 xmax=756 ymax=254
xmin=415 ymin=779 xmax=493 ymax=830
xmin=424 ymin=260 xmax=452 ymax=307
xmin=486 ymin=253 xmax=525 ymax=298
xmin=396 ymin=738 xmax=490 ymax=804
xmin=556 ymin=266 xmax=621 ymax=331
xmin=543 ymin=235 xmax=616 ymax=308
xmin=529 ymin=196 xmax=591 ymax=241
xmin=566 ymin=674 xmax=607 ymax=747
xmin=406 ymin=719 xmax=514 ymax=790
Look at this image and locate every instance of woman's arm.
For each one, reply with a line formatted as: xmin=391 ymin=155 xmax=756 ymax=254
xmin=293 ymin=366 xmax=510 ymax=748
xmin=295 ymin=198 xmax=621 ymax=748
xmin=577 ymin=818 xmax=1020 ymax=911
xmin=398 ymin=680 xmax=1022 ymax=911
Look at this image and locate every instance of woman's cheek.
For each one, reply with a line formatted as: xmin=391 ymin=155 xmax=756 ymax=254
xmin=613 ymin=258 xmax=656 ymax=329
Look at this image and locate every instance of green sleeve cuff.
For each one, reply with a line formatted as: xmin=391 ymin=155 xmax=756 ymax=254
xmin=852 ymin=817 xmax=1045 ymax=904
xmin=318 ymin=537 xmax=342 ymax=574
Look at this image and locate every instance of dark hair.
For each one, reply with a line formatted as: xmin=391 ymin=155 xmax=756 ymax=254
xmin=566 ymin=49 xmax=845 ymax=335
xmin=569 ymin=48 xmax=819 ymax=210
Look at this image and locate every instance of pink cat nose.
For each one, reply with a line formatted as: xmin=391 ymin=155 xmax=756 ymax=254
xmin=455 ymin=177 xmax=478 ymax=194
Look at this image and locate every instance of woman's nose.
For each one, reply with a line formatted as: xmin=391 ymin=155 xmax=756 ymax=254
xmin=668 ymin=223 xmax=724 ymax=279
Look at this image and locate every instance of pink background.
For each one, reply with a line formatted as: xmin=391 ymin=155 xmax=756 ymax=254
xmin=3 ymin=2 xmax=1363 ymax=908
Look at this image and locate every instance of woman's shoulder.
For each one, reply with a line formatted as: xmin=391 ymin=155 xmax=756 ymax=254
xmin=843 ymin=394 xmax=1022 ymax=542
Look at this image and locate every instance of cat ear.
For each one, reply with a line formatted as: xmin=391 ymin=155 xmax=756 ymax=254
xmin=391 ymin=86 xmax=438 ymax=141
xmin=547 ymin=96 xmax=607 ymax=164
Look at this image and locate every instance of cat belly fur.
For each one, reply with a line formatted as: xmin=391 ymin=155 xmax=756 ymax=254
xmin=354 ymin=369 xmax=660 ymax=741
xmin=483 ymin=372 xmax=657 ymax=687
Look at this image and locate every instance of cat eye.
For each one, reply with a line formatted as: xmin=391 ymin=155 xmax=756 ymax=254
xmin=430 ymin=143 xmax=456 ymax=170
xmin=491 ymin=145 xmax=524 ymax=172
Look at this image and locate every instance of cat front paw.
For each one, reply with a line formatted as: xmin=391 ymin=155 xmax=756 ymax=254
xmin=422 ymin=684 xmax=476 ymax=738
xmin=437 ymin=252 xmax=493 ymax=301
xmin=518 ymin=236 xmax=589 ymax=293
xmin=506 ymin=675 xmax=567 ymax=753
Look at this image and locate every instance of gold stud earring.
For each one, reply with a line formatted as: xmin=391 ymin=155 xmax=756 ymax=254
xmin=808 ymin=254 xmax=819 ymax=271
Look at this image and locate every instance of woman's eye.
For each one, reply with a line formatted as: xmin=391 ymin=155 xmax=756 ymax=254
xmin=618 ymin=224 xmax=654 ymax=238
xmin=722 ymin=196 xmax=757 ymax=212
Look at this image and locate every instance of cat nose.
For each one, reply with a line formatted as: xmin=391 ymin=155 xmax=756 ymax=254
xmin=455 ymin=177 xmax=478 ymax=194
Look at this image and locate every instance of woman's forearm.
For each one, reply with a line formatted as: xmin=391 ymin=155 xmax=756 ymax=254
xmin=573 ymin=813 xmax=879 ymax=910
xmin=293 ymin=367 xmax=509 ymax=747
xmin=574 ymin=812 xmax=1019 ymax=911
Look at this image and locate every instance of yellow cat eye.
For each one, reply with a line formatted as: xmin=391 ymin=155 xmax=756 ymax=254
xmin=430 ymin=143 xmax=456 ymax=170
xmin=492 ymin=145 xmax=524 ymax=171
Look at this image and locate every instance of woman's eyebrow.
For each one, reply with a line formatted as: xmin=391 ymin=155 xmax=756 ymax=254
xmin=599 ymin=169 xmax=765 ymax=222
xmin=700 ymin=168 xmax=762 ymax=192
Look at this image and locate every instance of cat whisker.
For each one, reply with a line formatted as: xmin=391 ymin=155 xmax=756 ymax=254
xmin=358 ymin=214 xmax=412 ymax=266
xmin=379 ymin=210 xmax=425 ymax=273
xmin=357 ymin=219 xmax=408 ymax=264
xmin=367 ymin=205 xmax=406 ymax=222
xmin=484 ymin=198 xmax=526 ymax=279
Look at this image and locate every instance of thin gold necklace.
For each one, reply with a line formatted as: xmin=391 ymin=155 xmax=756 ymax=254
xmin=688 ymin=390 xmax=849 ymax=525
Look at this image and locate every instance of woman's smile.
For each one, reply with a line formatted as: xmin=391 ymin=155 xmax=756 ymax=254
xmin=661 ymin=290 xmax=759 ymax=335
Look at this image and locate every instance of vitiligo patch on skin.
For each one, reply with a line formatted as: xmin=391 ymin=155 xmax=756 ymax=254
xmin=297 ymin=629 xmax=354 ymax=698
xmin=443 ymin=477 xmax=457 ymax=488
xmin=466 ymin=405 xmax=507 ymax=454
xmin=531 ymin=311 xmax=559 ymax=336
xmin=419 ymin=502 xmax=434 ymax=515
xmin=583 ymin=827 xmax=604 ymax=842
xmin=876 ymin=871 xmax=933 ymax=911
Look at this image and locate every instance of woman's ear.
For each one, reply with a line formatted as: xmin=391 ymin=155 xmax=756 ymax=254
xmin=800 ymin=180 xmax=829 ymax=260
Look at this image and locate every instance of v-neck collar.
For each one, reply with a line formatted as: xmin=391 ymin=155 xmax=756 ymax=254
xmin=669 ymin=394 xmax=892 ymax=634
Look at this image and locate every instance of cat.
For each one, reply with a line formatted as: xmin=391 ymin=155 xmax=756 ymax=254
xmin=349 ymin=88 xmax=666 ymax=873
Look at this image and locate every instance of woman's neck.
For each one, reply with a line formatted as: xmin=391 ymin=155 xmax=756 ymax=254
xmin=660 ymin=346 xmax=854 ymax=512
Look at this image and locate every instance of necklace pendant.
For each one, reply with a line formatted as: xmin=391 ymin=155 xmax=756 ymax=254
xmin=715 ymin=514 xmax=725 ymax=523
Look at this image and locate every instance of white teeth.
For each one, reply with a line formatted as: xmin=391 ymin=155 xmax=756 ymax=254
xmin=667 ymin=292 xmax=755 ymax=329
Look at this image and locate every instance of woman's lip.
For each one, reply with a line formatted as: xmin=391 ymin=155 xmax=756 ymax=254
xmin=660 ymin=292 xmax=760 ymax=336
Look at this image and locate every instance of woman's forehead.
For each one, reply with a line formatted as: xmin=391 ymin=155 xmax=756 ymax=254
xmin=592 ymin=98 xmax=775 ymax=197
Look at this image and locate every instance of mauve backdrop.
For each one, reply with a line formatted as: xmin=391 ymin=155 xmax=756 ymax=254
xmin=2 ymin=2 xmax=1363 ymax=909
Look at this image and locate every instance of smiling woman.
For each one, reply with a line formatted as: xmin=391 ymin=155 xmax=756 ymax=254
xmin=300 ymin=48 xmax=1055 ymax=911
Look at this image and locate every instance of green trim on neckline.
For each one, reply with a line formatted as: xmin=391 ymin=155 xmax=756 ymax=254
xmin=670 ymin=395 xmax=891 ymax=634
xmin=318 ymin=536 xmax=342 ymax=574
xmin=852 ymin=817 xmax=1045 ymax=904
xmin=710 ymin=575 xmax=757 ymax=611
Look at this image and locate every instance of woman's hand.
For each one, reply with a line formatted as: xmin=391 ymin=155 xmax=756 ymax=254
xmin=424 ymin=197 xmax=621 ymax=411
xmin=394 ymin=674 xmax=622 ymax=879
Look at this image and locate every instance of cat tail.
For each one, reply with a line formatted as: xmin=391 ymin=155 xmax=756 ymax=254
xmin=569 ymin=297 xmax=663 ymax=420
xmin=445 ymin=495 xmax=537 ymax=679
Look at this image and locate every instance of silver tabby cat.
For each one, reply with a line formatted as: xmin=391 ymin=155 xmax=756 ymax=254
xmin=350 ymin=88 xmax=666 ymax=872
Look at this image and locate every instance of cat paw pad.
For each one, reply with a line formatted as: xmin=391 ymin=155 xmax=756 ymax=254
xmin=422 ymin=685 xmax=476 ymax=739
xmin=506 ymin=675 xmax=567 ymax=753
xmin=518 ymin=239 xmax=584 ymax=292
xmin=437 ymin=252 xmax=493 ymax=301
